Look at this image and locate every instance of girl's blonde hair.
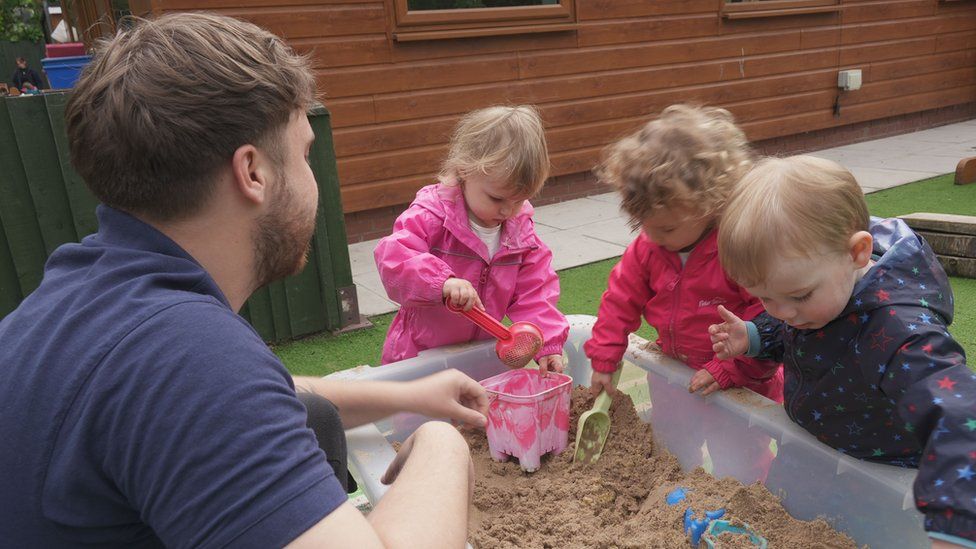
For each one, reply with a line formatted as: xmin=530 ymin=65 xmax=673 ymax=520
xmin=718 ymin=155 xmax=870 ymax=287
xmin=596 ymin=104 xmax=753 ymax=228
xmin=439 ymin=105 xmax=550 ymax=197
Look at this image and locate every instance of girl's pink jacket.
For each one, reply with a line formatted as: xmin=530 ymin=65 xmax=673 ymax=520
xmin=584 ymin=230 xmax=784 ymax=401
xmin=374 ymin=184 xmax=569 ymax=364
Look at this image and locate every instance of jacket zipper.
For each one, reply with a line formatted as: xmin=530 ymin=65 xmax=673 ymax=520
xmin=473 ymin=260 xmax=491 ymax=341
xmin=785 ymin=339 xmax=804 ymax=423
xmin=668 ymin=274 xmax=682 ymax=358
xmin=667 ymin=251 xmax=687 ymax=359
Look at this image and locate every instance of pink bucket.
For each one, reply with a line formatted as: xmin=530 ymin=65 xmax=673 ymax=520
xmin=480 ymin=369 xmax=572 ymax=472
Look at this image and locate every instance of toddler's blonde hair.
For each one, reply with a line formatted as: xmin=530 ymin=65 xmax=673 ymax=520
xmin=596 ymin=104 xmax=752 ymax=228
xmin=719 ymin=155 xmax=870 ymax=287
xmin=439 ymin=105 xmax=550 ymax=197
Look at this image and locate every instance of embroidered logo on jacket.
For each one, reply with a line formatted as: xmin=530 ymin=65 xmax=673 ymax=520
xmin=698 ymin=297 xmax=727 ymax=308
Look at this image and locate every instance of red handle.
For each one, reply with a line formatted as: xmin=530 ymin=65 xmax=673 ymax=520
xmin=448 ymin=303 xmax=511 ymax=341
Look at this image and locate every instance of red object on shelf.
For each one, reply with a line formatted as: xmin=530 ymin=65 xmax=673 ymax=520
xmin=45 ymin=43 xmax=86 ymax=58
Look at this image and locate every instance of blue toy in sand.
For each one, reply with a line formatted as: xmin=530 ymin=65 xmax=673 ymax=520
xmin=666 ymin=487 xmax=688 ymax=506
xmin=683 ymin=508 xmax=726 ymax=546
xmin=701 ymin=520 xmax=768 ymax=548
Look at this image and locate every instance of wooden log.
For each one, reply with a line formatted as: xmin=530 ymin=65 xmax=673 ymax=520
xmin=917 ymin=231 xmax=976 ymax=258
xmin=899 ymin=212 xmax=976 ymax=237
xmin=936 ymin=254 xmax=976 ymax=279
xmin=956 ymin=156 xmax=976 ymax=185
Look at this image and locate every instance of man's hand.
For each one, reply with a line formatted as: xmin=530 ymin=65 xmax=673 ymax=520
xmin=442 ymin=278 xmax=483 ymax=311
xmin=405 ymin=369 xmax=489 ymax=428
xmin=688 ymin=369 xmax=721 ymax=397
xmin=589 ymin=370 xmax=617 ymax=397
xmin=537 ymin=354 xmax=564 ymax=375
xmin=709 ymin=305 xmax=750 ymax=359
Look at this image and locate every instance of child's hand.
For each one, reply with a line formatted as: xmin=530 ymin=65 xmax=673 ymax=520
xmin=931 ymin=538 xmax=969 ymax=549
xmin=709 ymin=305 xmax=749 ymax=359
xmin=688 ymin=369 xmax=720 ymax=396
xmin=537 ymin=354 xmax=564 ymax=375
xmin=442 ymin=278 xmax=483 ymax=311
xmin=589 ymin=370 xmax=617 ymax=397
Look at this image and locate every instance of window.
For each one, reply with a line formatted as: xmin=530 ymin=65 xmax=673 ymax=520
xmin=392 ymin=0 xmax=576 ymax=41
xmin=722 ymin=0 xmax=840 ymax=20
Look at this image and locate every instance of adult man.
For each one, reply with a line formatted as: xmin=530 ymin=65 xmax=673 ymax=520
xmin=11 ymin=56 xmax=43 ymax=91
xmin=0 ymin=13 xmax=485 ymax=548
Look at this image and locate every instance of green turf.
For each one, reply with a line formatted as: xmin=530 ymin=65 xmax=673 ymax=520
xmin=275 ymin=173 xmax=976 ymax=376
xmin=864 ymin=174 xmax=976 ymax=219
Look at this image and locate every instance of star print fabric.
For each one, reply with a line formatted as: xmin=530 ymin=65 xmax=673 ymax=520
xmin=748 ymin=218 xmax=976 ymax=541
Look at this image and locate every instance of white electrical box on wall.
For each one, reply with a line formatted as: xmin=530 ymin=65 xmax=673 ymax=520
xmin=838 ymin=69 xmax=862 ymax=91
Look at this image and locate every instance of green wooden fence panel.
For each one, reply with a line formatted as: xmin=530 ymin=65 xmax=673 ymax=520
xmin=0 ymin=93 xmax=357 ymax=343
xmin=245 ymin=287 xmax=277 ymax=341
xmin=0 ymin=99 xmax=47 ymax=297
xmin=0 ymin=215 xmax=20 ymax=317
xmin=8 ymin=95 xmax=78 ymax=252
xmin=45 ymin=93 xmax=99 ymax=237
xmin=283 ymin=255 xmax=326 ymax=337
xmin=307 ymin=105 xmax=355 ymax=330
xmin=267 ymin=280 xmax=293 ymax=341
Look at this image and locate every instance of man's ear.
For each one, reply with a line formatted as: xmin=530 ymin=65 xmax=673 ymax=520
xmin=230 ymin=144 xmax=269 ymax=206
xmin=849 ymin=230 xmax=873 ymax=269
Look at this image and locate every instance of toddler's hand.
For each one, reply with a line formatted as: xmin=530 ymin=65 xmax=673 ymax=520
xmin=537 ymin=354 xmax=564 ymax=375
xmin=688 ymin=369 xmax=720 ymax=397
xmin=442 ymin=278 xmax=483 ymax=311
xmin=709 ymin=305 xmax=749 ymax=359
xmin=589 ymin=370 xmax=617 ymax=397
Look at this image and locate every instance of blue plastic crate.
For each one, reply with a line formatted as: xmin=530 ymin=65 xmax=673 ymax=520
xmin=41 ymin=55 xmax=92 ymax=89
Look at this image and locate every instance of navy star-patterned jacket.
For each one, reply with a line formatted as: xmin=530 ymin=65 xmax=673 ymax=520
xmin=747 ymin=217 xmax=976 ymax=541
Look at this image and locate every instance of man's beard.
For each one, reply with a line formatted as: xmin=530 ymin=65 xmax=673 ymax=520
xmin=252 ymin=177 xmax=316 ymax=289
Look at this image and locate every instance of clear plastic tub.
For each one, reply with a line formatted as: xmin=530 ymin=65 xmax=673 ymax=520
xmin=480 ymin=369 xmax=572 ymax=472
xmin=341 ymin=315 xmax=925 ymax=548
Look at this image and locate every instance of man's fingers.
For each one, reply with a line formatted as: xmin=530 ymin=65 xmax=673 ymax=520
xmin=458 ymin=375 xmax=489 ymax=417
xmin=452 ymin=403 xmax=487 ymax=428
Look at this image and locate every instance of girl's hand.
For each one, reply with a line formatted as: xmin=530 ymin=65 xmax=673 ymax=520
xmin=537 ymin=354 xmax=564 ymax=375
xmin=709 ymin=305 xmax=749 ymax=359
xmin=589 ymin=370 xmax=617 ymax=397
xmin=688 ymin=369 xmax=721 ymax=396
xmin=442 ymin=278 xmax=483 ymax=311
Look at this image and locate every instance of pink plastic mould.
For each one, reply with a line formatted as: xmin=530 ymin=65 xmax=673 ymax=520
xmin=479 ymin=369 xmax=572 ymax=472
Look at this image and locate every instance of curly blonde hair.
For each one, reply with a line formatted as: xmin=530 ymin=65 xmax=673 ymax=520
xmin=439 ymin=105 xmax=550 ymax=197
xmin=596 ymin=105 xmax=753 ymax=228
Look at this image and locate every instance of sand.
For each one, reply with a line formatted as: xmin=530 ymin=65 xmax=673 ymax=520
xmin=464 ymin=387 xmax=858 ymax=549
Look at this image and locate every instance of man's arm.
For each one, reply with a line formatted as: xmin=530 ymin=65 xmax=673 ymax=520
xmin=287 ymin=421 xmax=472 ymax=549
xmin=293 ymin=369 xmax=489 ymax=429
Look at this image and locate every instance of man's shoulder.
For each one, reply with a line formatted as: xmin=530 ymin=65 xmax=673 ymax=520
xmin=113 ymin=299 xmax=275 ymax=373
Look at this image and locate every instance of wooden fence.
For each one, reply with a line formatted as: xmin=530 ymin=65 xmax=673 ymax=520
xmin=0 ymin=92 xmax=359 ymax=342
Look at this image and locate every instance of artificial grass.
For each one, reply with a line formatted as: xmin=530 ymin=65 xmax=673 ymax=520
xmin=865 ymin=174 xmax=976 ymax=219
xmin=275 ymin=173 xmax=976 ymax=376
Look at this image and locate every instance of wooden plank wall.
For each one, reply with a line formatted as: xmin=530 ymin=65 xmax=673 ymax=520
xmin=151 ymin=0 xmax=976 ymax=214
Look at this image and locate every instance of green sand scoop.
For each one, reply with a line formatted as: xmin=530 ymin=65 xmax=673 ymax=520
xmin=573 ymin=368 xmax=622 ymax=465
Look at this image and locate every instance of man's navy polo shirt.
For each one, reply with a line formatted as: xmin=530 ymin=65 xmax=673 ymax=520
xmin=0 ymin=206 xmax=347 ymax=547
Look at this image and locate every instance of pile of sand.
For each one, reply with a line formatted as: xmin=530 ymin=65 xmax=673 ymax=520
xmin=465 ymin=387 xmax=857 ymax=548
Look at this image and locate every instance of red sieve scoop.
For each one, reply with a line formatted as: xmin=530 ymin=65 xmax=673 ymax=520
xmin=448 ymin=303 xmax=543 ymax=369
